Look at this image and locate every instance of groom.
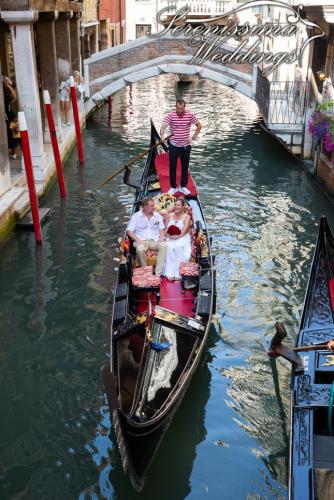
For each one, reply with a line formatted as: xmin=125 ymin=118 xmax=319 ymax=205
xmin=127 ymin=197 xmax=166 ymax=276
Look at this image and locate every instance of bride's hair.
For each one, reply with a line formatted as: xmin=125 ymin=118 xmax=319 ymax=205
xmin=175 ymin=197 xmax=187 ymax=206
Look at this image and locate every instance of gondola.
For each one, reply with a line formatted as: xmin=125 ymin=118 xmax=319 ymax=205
xmin=102 ymin=121 xmax=216 ymax=491
xmin=270 ymin=217 xmax=334 ymax=499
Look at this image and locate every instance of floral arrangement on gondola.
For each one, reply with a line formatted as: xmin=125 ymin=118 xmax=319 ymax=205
xmin=196 ymin=230 xmax=208 ymax=257
xmin=308 ymin=101 xmax=334 ymax=153
xmin=118 ymin=237 xmax=130 ymax=264
xmin=153 ymin=193 xmax=175 ymax=215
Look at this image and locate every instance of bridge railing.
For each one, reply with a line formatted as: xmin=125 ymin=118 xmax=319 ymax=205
xmin=268 ymin=81 xmax=309 ymax=125
xmin=255 ymin=67 xmax=270 ymax=122
xmin=255 ymin=68 xmax=309 ymax=126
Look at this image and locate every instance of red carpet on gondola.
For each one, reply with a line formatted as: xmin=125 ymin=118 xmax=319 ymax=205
xmin=134 ymin=278 xmax=195 ymax=318
xmin=155 ymin=152 xmax=198 ymax=196
xmin=159 ymin=278 xmax=195 ymax=317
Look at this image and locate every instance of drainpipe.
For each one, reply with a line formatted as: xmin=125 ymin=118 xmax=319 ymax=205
xmin=119 ymin=0 xmax=123 ymax=43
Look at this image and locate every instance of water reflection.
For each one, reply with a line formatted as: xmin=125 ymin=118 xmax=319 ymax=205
xmin=107 ymin=343 xmax=212 ymax=500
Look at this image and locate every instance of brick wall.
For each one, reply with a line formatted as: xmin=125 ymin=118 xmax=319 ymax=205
xmin=317 ymin=153 xmax=334 ymax=196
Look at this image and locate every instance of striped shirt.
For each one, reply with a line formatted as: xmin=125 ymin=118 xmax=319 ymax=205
xmin=163 ymin=111 xmax=199 ymax=147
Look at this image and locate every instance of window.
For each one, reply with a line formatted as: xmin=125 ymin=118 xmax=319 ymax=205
xmin=136 ymin=24 xmax=151 ymax=38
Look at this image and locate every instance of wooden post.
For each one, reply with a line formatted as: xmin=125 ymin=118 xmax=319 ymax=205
xmin=18 ymin=112 xmax=43 ymax=244
xmin=108 ymin=95 xmax=113 ymax=127
xmin=69 ymin=75 xmax=84 ymax=165
xmin=43 ymin=90 xmax=67 ymax=197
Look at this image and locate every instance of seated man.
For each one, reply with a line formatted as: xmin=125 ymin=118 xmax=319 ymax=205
xmin=127 ymin=196 xmax=166 ymax=276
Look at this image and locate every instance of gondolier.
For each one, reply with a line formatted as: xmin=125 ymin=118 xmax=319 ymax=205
xmin=160 ymin=99 xmax=202 ymax=196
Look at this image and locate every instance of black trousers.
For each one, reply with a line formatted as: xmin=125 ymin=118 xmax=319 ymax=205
xmin=169 ymin=143 xmax=191 ymax=188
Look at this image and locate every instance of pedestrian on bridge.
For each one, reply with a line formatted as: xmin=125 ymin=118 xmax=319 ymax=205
xmin=160 ymin=99 xmax=202 ymax=196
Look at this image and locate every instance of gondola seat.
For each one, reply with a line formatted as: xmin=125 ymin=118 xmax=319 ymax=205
xmin=113 ymin=297 xmax=127 ymax=325
xmin=115 ymin=282 xmax=128 ymax=300
xmin=179 ymin=262 xmax=199 ymax=291
xmin=196 ymin=291 xmax=212 ymax=318
xmin=179 ymin=262 xmax=199 ymax=277
xmin=132 ymin=265 xmax=154 ymax=277
xmin=131 ymin=265 xmax=161 ymax=303
xmin=132 ymin=274 xmax=161 ymax=288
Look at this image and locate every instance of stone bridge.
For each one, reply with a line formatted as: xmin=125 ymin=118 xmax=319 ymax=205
xmin=84 ymin=35 xmax=254 ymax=114
xmin=83 ymin=34 xmax=308 ymax=157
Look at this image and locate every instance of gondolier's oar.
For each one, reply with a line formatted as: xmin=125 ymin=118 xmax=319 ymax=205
xmin=100 ymin=134 xmax=172 ymax=188
xmin=268 ymin=322 xmax=330 ymax=370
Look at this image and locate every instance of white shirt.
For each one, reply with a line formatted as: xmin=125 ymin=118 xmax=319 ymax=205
xmin=127 ymin=209 xmax=164 ymax=241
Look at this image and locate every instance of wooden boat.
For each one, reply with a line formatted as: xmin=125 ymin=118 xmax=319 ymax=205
xmin=272 ymin=216 xmax=334 ymax=499
xmin=102 ymin=121 xmax=216 ymax=490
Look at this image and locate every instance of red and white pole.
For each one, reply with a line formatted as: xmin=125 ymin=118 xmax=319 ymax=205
xmin=18 ymin=111 xmax=43 ymax=244
xmin=69 ymin=75 xmax=84 ymax=165
xmin=43 ymin=90 xmax=67 ymax=198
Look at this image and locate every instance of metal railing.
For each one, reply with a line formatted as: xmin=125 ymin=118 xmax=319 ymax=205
xmin=255 ymin=68 xmax=309 ymax=126
xmin=255 ymin=67 xmax=270 ymax=122
xmin=268 ymin=81 xmax=309 ymax=125
xmin=162 ymin=0 xmax=235 ymax=15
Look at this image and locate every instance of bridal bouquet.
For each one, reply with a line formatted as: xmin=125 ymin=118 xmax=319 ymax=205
xmin=167 ymin=225 xmax=181 ymax=237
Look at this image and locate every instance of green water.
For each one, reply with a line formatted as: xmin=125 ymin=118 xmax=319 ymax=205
xmin=1 ymin=75 xmax=333 ymax=499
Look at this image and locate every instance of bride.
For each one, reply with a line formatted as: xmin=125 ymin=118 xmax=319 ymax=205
xmin=163 ymin=198 xmax=192 ymax=281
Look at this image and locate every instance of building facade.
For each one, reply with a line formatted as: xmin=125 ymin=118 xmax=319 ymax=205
xmin=125 ymin=0 xmax=235 ymax=42
xmin=81 ymin=0 xmax=99 ymax=59
xmin=298 ymin=3 xmax=334 ymax=194
xmin=0 ymin=0 xmax=83 ymax=199
xmin=99 ymin=0 xmax=126 ymax=49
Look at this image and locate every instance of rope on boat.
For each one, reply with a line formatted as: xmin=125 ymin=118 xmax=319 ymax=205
xmin=328 ymin=381 xmax=334 ymax=435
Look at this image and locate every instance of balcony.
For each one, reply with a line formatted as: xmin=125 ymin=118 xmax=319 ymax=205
xmin=160 ymin=0 xmax=235 ymax=16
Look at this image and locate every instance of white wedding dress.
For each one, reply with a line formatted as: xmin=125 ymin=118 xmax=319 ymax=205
xmin=163 ymin=216 xmax=192 ymax=279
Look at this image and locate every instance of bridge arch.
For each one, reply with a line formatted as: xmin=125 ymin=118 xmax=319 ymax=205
xmin=83 ymin=36 xmax=254 ymax=115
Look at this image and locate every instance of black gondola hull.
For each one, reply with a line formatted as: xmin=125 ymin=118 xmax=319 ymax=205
xmin=288 ymin=217 xmax=334 ymax=499
xmin=103 ymin=121 xmax=215 ymax=490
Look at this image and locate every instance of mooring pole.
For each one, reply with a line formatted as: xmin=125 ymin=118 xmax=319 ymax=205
xmin=18 ymin=111 xmax=43 ymax=244
xmin=108 ymin=95 xmax=113 ymax=126
xmin=43 ymin=90 xmax=67 ymax=198
xmin=69 ymin=75 xmax=84 ymax=165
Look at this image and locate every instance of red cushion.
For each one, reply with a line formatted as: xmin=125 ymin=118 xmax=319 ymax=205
xmin=329 ymin=278 xmax=334 ymax=309
xmin=132 ymin=266 xmax=153 ymax=277
xmin=132 ymin=275 xmax=161 ymax=287
xmin=179 ymin=262 xmax=199 ymax=277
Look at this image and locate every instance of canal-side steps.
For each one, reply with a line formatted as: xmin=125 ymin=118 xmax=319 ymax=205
xmin=266 ymin=123 xmax=304 ymax=156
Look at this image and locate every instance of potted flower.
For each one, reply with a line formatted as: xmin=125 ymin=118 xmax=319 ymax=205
xmin=308 ymin=101 xmax=334 ymax=154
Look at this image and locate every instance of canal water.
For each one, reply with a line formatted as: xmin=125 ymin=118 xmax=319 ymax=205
xmin=1 ymin=75 xmax=334 ymax=500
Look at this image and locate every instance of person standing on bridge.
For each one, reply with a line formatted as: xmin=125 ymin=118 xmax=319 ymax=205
xmin=160 ymin=99 xmax=202 ymax=196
